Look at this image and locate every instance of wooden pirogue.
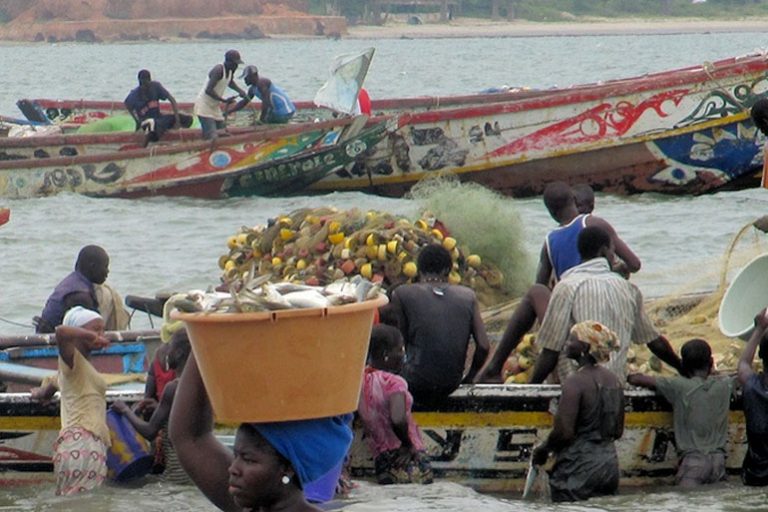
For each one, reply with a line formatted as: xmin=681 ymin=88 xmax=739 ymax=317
xmin=0 ymin=382 xmax=748 ymax=492
xmin=20 ymin=52 xmax=768 ymax=197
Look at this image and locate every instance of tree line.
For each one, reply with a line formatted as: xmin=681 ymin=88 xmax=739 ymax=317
xmin=310 ymin=0 xmax=767 ymax=23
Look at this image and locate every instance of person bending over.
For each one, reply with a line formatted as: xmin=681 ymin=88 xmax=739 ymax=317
xmin=628 ymin=338 xmax=733 ymax=487
xmin=226 ymin=65 xmax=296 ymax=124
xmin=111 ymin=329 xmax=192 ymax=484
xmin=193 ymin=49 xmax=247 ymax=140
xmin=475 ymin=182 xmax=640 ymax=383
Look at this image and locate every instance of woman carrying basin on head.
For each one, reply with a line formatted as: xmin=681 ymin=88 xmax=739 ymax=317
xmin=169 ymin=350 xmax=353 ymax=511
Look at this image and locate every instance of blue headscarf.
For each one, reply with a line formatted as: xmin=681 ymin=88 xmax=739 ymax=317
xmin=253 ymin=414 xmax=353 ymax=486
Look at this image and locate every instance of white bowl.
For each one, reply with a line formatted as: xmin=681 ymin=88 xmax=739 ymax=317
xmin=719 ymin=253 xmax=768 ymax=340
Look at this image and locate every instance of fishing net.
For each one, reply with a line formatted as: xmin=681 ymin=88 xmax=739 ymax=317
xmin=408 ymin=175 xmax=534 ymax=298
xmin=631 ymin=218 xmax=768 ymax=374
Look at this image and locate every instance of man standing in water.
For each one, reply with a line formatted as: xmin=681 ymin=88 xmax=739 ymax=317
xmin=193 ymin=49 xmax=248 ymax=140
xmin=737 ymin=308 xmax=768 ymax=485
xmin=628 ymin=339 xmax=733 ymax=487
xmin=532 ymin=321 xmax=624 ymax=502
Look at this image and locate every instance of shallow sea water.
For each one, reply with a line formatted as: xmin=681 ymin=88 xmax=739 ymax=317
xmin=2 ymin=32 xmax=768 ymax=510
xmin=3 ymin=479 xmax=766 ymax=511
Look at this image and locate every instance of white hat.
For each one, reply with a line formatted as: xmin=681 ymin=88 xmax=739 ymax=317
xmin=62 ymin=306 xmax=103 ymax=328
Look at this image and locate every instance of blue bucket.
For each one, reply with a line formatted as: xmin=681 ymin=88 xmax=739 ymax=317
xmin=106 ymin=410 xmax=154 ymax=481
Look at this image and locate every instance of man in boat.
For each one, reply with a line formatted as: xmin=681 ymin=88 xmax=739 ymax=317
xmin=124 ymin=69 xmax=193 ymax=146
xmin=628 ymin=339 xmax=733 ymax=487
xmin=193 ymin=49 xmax=248 ymax=140
xmin=387 ymin=243 xmax=490 ymax=406
xmin=35 ymin=245 xmax=129 ymax=333
xmin=475 ymin=182 xmax=641 ymax=383
xmin=531 ymin=321 xmax=624 ymax=502
xmin=225 ymin=65 xmax=296 ymax=124
xmin=528 ymin=226 xmax=681 ymax=384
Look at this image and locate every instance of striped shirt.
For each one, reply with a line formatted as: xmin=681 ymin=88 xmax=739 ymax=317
xmin=537 ymin=258 xmax=659 ymax=383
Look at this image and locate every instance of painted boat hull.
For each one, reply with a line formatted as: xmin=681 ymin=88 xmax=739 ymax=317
xmin=0 ymin=384 xmax=747 ymax=492
xmin=20 ymin=53 xmax=768 ymax=197
xmin=0 ymin=118 xmax=388 ymax=199
xmin=310 ymin=54 xmax=768 ymax=197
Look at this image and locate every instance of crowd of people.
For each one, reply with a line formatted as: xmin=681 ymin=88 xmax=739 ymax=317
xmin=24 ymin=173 xmax=768 ymax=507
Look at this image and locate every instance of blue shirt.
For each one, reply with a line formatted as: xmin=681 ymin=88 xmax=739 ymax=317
xmin=249 ymin=82 xmax=296 ymax=120
xmin=546 ymin=213 xmax=589 ymax=281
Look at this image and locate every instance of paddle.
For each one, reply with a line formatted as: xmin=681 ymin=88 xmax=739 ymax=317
xmin=521 ymin=461 xmax=539 ymax=499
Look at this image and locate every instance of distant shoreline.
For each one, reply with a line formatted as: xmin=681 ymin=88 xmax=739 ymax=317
xmin=1 ymin=15 xmax=768 ymax=43
xmin=345 ymin=17 xmax=768 ymax=39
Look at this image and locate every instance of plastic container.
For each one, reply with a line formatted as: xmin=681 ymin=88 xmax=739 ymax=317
xmin=719 ymin=253 xmax=768 ymax=340
xmin=172 ymin=294 xmax=387 ymax=423
xmin=106 ymin=410 xmax=154 ymax=481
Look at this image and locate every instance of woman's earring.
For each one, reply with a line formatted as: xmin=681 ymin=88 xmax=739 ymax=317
xmin=281 ymin=475 xmax=291 ymax=485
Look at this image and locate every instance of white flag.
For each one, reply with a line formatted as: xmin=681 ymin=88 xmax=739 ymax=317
xmin=314 ymin=48 xmax=375 ymax=115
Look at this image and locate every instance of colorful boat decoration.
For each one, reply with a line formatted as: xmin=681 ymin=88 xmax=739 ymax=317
xmin=0 ymin=383 xmax=748 ymax=492
xmin=309 ymin=53 xmax=768 ymax=197
xmin=20 ymin=53 xmax=768 ymax=197
xmin=0 ymin=117 xmax=389 ymax=199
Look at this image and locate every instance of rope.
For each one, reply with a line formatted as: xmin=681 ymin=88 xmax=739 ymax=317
xmin=0 ymin=316 xmax=34 ymax=328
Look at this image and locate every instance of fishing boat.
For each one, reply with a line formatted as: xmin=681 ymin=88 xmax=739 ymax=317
xmin=19 ymin=52 xmax=768 ymax=197
xmin=0 ymin=382 xmax=748 ymax=492
xmin=0 ymin=116 xmax=388 ymax=199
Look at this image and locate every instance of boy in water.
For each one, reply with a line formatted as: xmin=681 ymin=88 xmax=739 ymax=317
xmin=628 ymin=339 xmax=734 ymax=487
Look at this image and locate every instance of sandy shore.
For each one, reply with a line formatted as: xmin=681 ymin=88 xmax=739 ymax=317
xmin=345 ymin=17 xmax=768 ymax=39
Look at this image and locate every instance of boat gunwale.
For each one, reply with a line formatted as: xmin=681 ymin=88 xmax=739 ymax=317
xmin=0 ymin=116 xmax=388 ymax=171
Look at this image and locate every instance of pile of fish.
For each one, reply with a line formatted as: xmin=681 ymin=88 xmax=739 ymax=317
xmin=217 ymin=207 xmax=505 ymax=297
xmin=170 ymin=274 xmax=383 ymax=314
